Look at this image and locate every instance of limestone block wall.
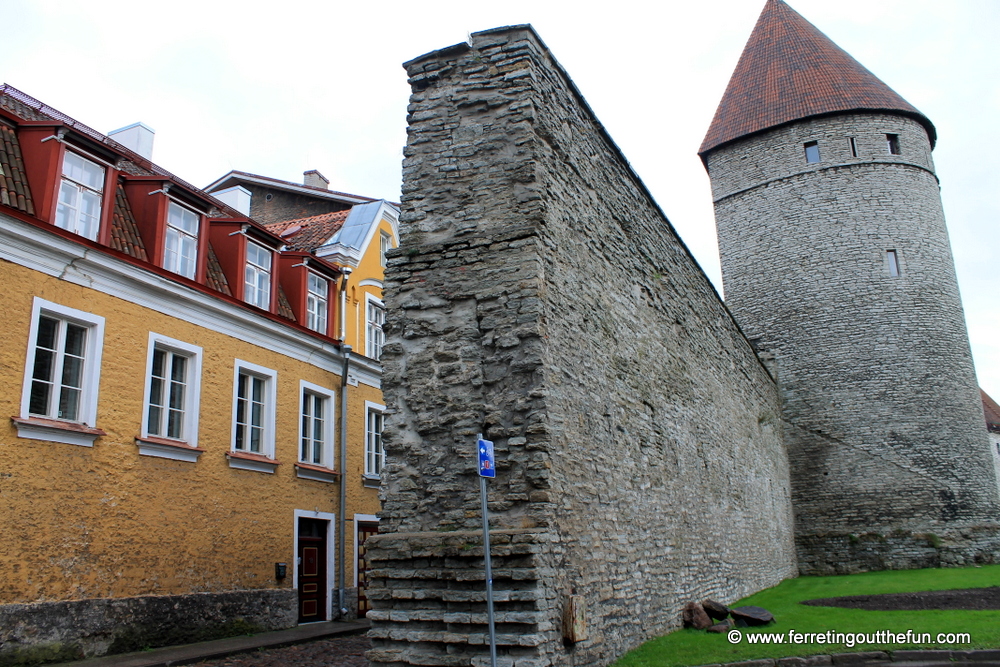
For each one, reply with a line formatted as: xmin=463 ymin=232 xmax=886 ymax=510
xmin=367 ymin=25 xmax=796 ymax=667
xmin=706 ymin=113 xmax=1000 ymax=573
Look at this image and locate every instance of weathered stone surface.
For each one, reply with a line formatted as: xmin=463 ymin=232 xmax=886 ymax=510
xmin=0 ymin=589 xmax=296 ymax=666
xmin=730 ymin=606 xmax=774 ymax=626
xmin=703 ymin=599 xmax=730 ymax=620
xmin=683 ymin=601 xmax=713 ymax=630
xmin=706 ymin=619 xmax=734 ymax=633
xmin=776 ymin=656 xmax=832 ymax=667
xmin=368 ymin=23 xmax=796 ymax=667
xmin=829 ymin=652 xmax=889 ymax=664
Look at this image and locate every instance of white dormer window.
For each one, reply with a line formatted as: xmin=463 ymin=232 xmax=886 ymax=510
xmin=244 ymin=241 xmax=272 ymax=309
xmin=165 ymin=202 xmax=199 ymax=279
xmin=380 ymin=231 xmax=392 ymax=267
xmin=56 ymin=151 xmax=104 ymax=241
xmin=306 ymin=272 xmax=328 ymax=334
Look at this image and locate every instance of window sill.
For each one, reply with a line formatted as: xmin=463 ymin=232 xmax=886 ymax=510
xmin=227 ymin=450 xmax=280 ymax=474
xmin=295 ymin=463 xmax=340 ymax=484
xmin=362 ymin=473 xmax=382 ymax=489
xmin=12 ymin=416 xmax=105 ymax=447
xmin=136 ymin=436 xmax=204 ymax=463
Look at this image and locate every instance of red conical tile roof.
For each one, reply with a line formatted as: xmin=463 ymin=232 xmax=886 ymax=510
xmin=699 ymin=0 xmax=935 ymax=158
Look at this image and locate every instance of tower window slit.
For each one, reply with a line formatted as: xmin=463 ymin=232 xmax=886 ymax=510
xmin=886 ymin=134 xmax=900 ymax=155
xmin=848 ymin=137 xmax=858 ymax=157
xmin=887 ymin=249 xmax=900 ymax=277
xmin=804 ymin=141 xmax=821 ymax=163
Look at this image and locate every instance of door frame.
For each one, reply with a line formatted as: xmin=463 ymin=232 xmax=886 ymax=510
xmin=293 ymin=509 xmax=336 ymax=623
xmin=353 ymin=513 xmax=379 ymax=586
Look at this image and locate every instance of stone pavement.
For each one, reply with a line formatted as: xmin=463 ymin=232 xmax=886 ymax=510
xmin=52 ymin=619 xmax=369 ymax=667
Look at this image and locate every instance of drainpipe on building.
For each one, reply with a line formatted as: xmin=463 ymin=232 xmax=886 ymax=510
xmin=336 ymin=267 xmax=352 ymax=619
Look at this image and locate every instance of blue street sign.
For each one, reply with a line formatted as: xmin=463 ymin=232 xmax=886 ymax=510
xmin=478 ymin=437 xmax=496 ymax=478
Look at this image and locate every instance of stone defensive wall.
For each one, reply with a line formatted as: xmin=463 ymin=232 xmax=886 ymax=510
xmin=365 ymin=25 xmax=797 ymax=667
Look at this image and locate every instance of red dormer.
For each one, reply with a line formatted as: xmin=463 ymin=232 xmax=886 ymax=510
xmin=277 ymin=252 xmax=341 ymax=339
xmin=17 ymin=123 xmax=120 ymax=244
xmin=208 ymin=219 xmax=285 ymax=314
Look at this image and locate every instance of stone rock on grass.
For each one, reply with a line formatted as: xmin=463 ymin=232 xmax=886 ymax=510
xmin=702 ymin=599 xmax=730 ymax=620
xmin=707 ymin=618 xmax=734 ymax=633
xmin=682 ymin=601 xmax=713 ymax=629
xmin=730 ymin=605 xmax=774 ymax=626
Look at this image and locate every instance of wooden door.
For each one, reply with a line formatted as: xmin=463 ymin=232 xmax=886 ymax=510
xmin=357 ymin=521 xmax=379 ymax=617
xmin=298 ymin=518 xmax=327 ymax=623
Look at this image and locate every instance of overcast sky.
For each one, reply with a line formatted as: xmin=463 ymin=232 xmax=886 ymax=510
xmin=4 ymin=0 xmax=998 ymax=399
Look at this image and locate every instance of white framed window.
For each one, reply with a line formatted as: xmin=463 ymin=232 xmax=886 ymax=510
xmin=230 ymin=360 xmax=277 ymax=473
xmin=17 ymin=298 xmax=105 ymax=446
xmin=380 ymin=231 xmax=392 ymax=267
xmin=164 ymin=201 xmax=200 ymax=279
xmin=306 ymin=272 xmax=329 ymax=334
xmin=296 ymin=381 xmax=336 ymax=483
xmin=364 ymin=401 xmax=385 ymax=480
xmin=244 ymin=241 xmax=272 ymax=310
xmin=366 ymin=294 xmax=385 ymax=361
xmin=56 ymin=151 xmax=105 ymax=240
xmin=138 ymin=333 xmax=202 ymax=461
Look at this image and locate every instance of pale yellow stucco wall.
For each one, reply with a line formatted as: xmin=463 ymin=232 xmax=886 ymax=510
xmin=0 ymin=257 xmax=381 ymax=605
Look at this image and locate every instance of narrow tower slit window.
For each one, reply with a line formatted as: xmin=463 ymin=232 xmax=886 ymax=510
xmin=887 ymin=249 xmax=900 ymax=277
xmin=886 ymin=134 xmax=900 ymax=155
xmin=804 ymin=141 xmax=821 ymax=163
xmin=848 ymin=137 xmax=858 ymax=158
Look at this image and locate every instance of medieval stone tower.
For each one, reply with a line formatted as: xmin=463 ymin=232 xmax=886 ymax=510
xmin=700 ymin=0 xmax=1000 ymax=573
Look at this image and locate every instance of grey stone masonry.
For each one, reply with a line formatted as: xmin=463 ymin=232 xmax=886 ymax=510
xmin=706 ymin=112 xmax=1000 ymax=574
xmin=0 ymin=589 xmax=296 ymax=666
xmin=368 ymin=25 xmax=797 ymax=667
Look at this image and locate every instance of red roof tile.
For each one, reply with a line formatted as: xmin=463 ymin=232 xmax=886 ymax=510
xmin=699 ymin=0 xmax=935 ymax=157
xmin=205 ymin=243 xmax=232 ymax=296
xmin=983 ymin=390 xmax=1000 ymax=433
xmin=277 ymin=285 xmax=296 ymax=322
xmin=110 ymin=184 xmax=148 ymax=261
xmin=265 ymin=211 xmax=349 ymax=253
xmin=0 ymin=122 xmax=34 ymax=215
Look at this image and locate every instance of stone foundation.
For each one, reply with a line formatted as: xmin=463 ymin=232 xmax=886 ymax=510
xmin=0 ymin=589 xmax=296 ymax=666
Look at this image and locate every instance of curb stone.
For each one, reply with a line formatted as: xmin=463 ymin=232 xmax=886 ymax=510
xmin=694 ymin=650 xmax=1000 ymax=667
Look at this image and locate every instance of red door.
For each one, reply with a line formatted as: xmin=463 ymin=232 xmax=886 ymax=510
xmin=298 ymin=518 xmax=327 ymax=623
xmin=357 ymin=521 xmax=379 ymax=617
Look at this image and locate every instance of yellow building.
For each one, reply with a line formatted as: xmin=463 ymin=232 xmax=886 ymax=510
xmin=0 ymin=85 xmax=394 ymax=664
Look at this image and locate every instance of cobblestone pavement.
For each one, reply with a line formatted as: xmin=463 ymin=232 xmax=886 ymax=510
xmin=190 ymin=635 xmax=371 ymax=667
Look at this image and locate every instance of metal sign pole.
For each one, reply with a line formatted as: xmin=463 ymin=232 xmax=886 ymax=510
xmin=477 ymin=433 xmax=498 ymax=667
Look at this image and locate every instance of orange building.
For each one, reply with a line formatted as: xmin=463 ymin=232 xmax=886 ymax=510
xmin=0 ymin=85 xmax=394 ymax=664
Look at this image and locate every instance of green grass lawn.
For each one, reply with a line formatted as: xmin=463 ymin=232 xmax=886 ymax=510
xmin=613 ymin=565 xmax=1000 ymax=667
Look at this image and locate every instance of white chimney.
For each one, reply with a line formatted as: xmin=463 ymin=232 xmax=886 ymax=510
xmin=303 ymin=169 xmax=329 ymax=190
xmin=108 ymin=122 xmax=155 ymax=160
xmin=212 ymin=185 xmax=252 ymax=216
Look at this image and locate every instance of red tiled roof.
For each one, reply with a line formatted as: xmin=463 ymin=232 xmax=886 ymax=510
xmin=0 ymin=122 xmax=34 ymax=214
xmin=265 ymin=211 xmax=349 ymax=253
xmin=277 ymin=285 xmax=296 ymax=322
xmin=699 ymin=0 xmax=935 ymax=157
xmin=110 ymin=184 xmax=148 ymax=261
xmin=205 ymin=243 xmax=232 ymax=296
xmin=983 ymin=390 xmax=1000 ymax=433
